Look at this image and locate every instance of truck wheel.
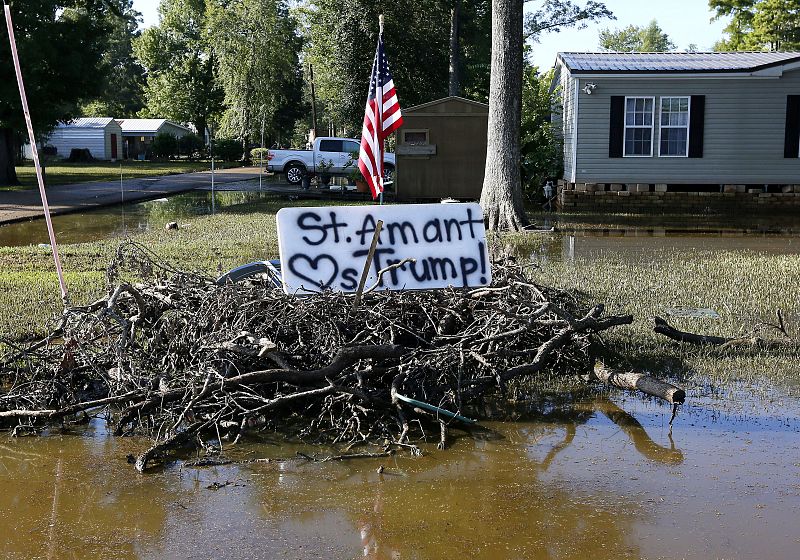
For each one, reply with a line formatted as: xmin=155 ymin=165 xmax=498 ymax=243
xmin=285 ymin=163 xmax=305 ymax=185
xmin=383 ymin=165 xmax=395 ymax=190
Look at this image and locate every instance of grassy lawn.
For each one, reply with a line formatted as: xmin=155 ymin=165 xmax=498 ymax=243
xmin=0 ymin=195 xmax=328 ymax=339
xmin=1 ymin=160 xmax=242 ymax=191
xmin=505 ymin=218 xmax=800 ymax=391
xmin=1 ymin=201 xmax=798 ymax=393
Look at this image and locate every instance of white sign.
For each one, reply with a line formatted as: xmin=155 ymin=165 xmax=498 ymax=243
xmin=276 ymin=203 xmax=491 ymax=294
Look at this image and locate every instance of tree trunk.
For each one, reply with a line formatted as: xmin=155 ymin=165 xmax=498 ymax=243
xmin=0 ymin=128 xmax=20 ymax=186
xmin=448 ymin=0 xmax=461 ymax=97
xmin=480 ymin=0 xmax=527 ymax=231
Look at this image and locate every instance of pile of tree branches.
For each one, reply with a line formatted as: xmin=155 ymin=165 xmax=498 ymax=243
xmin=1 ymin=242 xmax=638 ymax=471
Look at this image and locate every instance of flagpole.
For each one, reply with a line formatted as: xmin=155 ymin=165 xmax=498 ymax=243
xmin=378 ymin=14 xmax=385 ymax=206
xmin=4 ymin=3 xmax=69 ymax=306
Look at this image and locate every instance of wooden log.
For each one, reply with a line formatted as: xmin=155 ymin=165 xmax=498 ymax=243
xmin=653 ymin=316 xmax=794 ymax=351
xmin=591 ymin=362 xmax=685 ymax=404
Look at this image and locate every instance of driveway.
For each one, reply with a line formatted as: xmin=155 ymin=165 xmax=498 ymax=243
xmin=0 ymin=167 xmax=261 ymax=224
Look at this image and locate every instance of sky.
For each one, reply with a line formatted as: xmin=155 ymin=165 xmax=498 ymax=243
xmin=131 ymin=0 xmax=730 ymax=71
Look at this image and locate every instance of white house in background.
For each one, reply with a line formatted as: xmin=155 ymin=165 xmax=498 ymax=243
xmin=116 ymin=119 xmax=193 ymax=159
xmin=31 ymin=117 xmax=123 ymax=160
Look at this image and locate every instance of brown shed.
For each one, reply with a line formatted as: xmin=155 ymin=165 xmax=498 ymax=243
xmin=395 ymin=96 xmax=488 ymax=201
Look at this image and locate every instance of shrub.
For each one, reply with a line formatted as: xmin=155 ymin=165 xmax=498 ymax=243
xmin=250 ymin=147 xmax=269 ymax=166
xmin=151 ymin=133 xmax=178 ymax=159
xmin=178 ymin=133 xmax=206 ymax=159
xmin=213 ymin=138 xmax=242 ymax=162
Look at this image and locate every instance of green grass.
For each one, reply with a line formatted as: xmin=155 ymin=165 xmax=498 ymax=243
xmin=504 ymin=233 xmax=800 ymax=391
xmin=1 ymin=160 xmax=242 ymax=190
xmin=0 ymin=195 xmax=335 ymax=340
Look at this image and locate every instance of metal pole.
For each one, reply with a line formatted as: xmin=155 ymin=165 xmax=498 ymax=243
xmin=309 ymin=64 xmax=318 ymax=138
xmin=4 ymin=4 xmax=68 ymax=304
xmin=378 ymin=14 xmax=385 ymax=205
xmin=210 ymin=126 xmax=216 ymax=214
xmin=260 ymin=112 xmax=264 ymax=190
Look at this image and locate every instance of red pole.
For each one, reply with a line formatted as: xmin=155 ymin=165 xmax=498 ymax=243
xmin=4 ymin=4 xmax=69 ymax=305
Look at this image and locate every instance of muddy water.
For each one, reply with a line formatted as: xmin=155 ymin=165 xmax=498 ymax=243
xmin=1 ymin=392 xmax=798 ymax=559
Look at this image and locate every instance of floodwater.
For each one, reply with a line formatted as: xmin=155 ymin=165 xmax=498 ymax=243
xmin=2 ymin=200 xmax=800 ymax=558
xmin=1 ymin=393 xmax=798 ymax=559
xmin=0 ymin=190 xmax=275 ymax=247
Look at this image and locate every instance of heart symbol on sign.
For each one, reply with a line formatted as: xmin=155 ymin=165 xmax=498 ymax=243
xmin=287 ymin=254 xmax=339 ymax=290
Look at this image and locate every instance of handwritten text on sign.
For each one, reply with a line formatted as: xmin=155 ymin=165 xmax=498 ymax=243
xmin=276 ymin=203 xmax=491 ymax=293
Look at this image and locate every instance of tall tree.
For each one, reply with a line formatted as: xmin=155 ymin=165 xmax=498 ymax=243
xmin=207 ymin=0 xmax=305 ymax=152
xmin=82 ymin=0 xmax=146 ymax=117
xmin=134 ymin=0 xmax=224 ymax=137
xmin=711 ymin=0 xmax=800 ymax=51
xmin=480 ymin=0 xmax=612 ymax=230
xmin=480 ymin=0 xmax=526 ymax=231
xmin=449 ymin=0 xmax=462 ymax=96
xmin=599 ymin=20 xmax=675 ymax=52
xmin=0 ymin=1 xmax=110 ymax=185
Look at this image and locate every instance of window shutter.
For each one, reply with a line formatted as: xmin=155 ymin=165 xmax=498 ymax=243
xmin=609 ymin=96 xmax=624 ymax=158
xmin=688 ymin=95 xmax=705 ymax=158
xmin=784 ymin=95 xmax=800 ymax=159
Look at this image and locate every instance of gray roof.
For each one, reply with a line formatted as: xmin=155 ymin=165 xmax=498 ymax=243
xmin=60 ymin=117 xmax=117 ymax=129
xmin=557 ymin=51 xmax=800 ymax=73
xmin=116 ymin=118 xmax=193 ymax=134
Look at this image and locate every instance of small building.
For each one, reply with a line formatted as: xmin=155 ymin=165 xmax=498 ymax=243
xmin=395 ymin=96 xmax=488 ymax=200
xmin=553 ymin=52 xmax=800 ymax=189
xmin=41 ymin=117 xmax=123 ymax=161
xmin=117 ymin=119 xmax=193 ymax=159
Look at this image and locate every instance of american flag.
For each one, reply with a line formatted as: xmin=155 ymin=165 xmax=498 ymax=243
xmin=359 ymin=30 xmax=402 ymax=199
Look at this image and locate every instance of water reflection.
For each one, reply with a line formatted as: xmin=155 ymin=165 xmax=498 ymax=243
xmin=0 ymin=191 xmax=275 ymax=247
xmin=1 ymin=393 xmax=798 ymax=559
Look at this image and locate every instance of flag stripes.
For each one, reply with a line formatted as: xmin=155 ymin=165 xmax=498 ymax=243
xmin=359 ymin=31 xmax=402 ymax=199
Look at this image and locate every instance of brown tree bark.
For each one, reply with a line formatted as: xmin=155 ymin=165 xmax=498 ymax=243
xmin=0 ymin=128 xmax=20 ymax=186
xmin=448 ymin=0 xmax=461 ymax=97
xmin=480 ymin=0 xmax=527 ymax=231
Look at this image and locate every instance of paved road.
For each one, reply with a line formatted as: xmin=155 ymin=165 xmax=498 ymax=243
xmin=0 ymin=167 xmax=261 ymax=224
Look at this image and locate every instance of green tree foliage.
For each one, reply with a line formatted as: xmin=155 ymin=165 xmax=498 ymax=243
xmin=207 ymin=0 xmax=305 ymax=151
xmin=0 ymin=0 xmax=111 ymax=184
xmin=711 ymin=0 xmax=800 ymax=51
xmin=598 ymin=19 xmax=676 ymax=52
xmin=526 ymin=0 xmax=614 ymax=38
xmin=302 ymin=0 xmax=452 ymax=133
xmin=521 ymin=66 xmax=562 ymax=198
xmin=81 ymin=0 xmax=146 ymax=117
xmin=151 ymin=132 xmax=178 ymax=158
xmin=453 ymin=0 xmax=493 ymax=102
xmin=134 ymin=0 xmax=224 ymax=137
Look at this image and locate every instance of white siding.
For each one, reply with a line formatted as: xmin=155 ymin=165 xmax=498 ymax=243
xmin=47 ymin=128 xmax=107 ymax=160
xmin=554 ymin=67 xmax=577 ymax=182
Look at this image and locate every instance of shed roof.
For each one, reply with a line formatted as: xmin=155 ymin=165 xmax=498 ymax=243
xmin=557 ymin=51 xmax=800 ymax=74
xmin=404 ymin=96 xmax=488 ymax=113
xmin=116 ymin=118 xmax=192 ymax=134
xmin=60 ymin=117 xmax=117 ymax=129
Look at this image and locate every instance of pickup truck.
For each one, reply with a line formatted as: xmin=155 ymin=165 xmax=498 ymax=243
xmin=267 ymin=137 xmax=396 ymax=185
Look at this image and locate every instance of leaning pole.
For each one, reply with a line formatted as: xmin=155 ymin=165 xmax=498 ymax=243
xmin=3 ymin=2 xmax=69 ymax=305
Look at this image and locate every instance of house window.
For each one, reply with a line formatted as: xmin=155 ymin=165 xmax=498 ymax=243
xmin=624 ymin=97 xmax=654 ymax=157
xmin=402 ymin=130 xmax=429 ymax=145
xmin=659 ymin=97 xmax=690 ymax=157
